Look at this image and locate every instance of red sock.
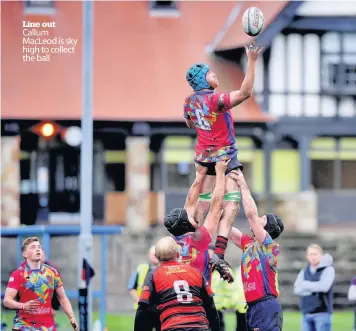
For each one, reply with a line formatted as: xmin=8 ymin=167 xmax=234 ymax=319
xmin=214 ymin=235 xmax=228 ymax=258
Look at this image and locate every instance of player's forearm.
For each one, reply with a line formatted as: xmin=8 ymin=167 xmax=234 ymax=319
xmin=59 ymin=296 xmax=75 ymax=319
xmin=130 ymin=289 xmax=139 ymax=302
xmin=184 ymin=173 xmax=205 ymax=212
xmin=3 ymin=297 xmax=23 ymax=310
xmin=239 ymin=181 xmax=259 ymax=222
xmin=229 ymin=227 xmax=243 ymax=249
xmin=239 ymin=60 xmax=256 ymax=97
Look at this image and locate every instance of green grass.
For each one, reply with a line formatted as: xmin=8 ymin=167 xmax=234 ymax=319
xmin=1 ymin=310 xmax=354 ymax=330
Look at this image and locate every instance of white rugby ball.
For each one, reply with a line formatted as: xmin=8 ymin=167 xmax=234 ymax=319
xmin=242 ymin=7 xmax=264 ymax=37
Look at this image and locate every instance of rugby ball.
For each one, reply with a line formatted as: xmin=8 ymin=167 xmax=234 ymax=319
xmin=242 ymin=7 xmax=264 ymax=37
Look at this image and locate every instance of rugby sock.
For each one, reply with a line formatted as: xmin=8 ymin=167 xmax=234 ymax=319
xmin=214 ymin=235 xmax=228 ymax=258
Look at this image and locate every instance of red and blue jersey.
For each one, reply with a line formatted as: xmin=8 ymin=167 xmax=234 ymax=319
xmin=183 ymin=91 xmax=237 ymax=163
xmin=7 ymin=262 xmax=62 ymax=331
xmin=174 ymin=226 xmax=212 ymax=282
xmin=240 ymin=233 xmax=280 ymax=303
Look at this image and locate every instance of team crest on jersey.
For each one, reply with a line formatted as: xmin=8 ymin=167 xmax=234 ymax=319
xmin=177 ymin=242 xmax=198 ymax=264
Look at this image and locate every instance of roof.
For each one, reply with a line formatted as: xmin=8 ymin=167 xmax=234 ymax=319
xmin=213 ymin=1 xmax=301 ymax=51
xmin=2 ymin=1 xmax=273 ymax=123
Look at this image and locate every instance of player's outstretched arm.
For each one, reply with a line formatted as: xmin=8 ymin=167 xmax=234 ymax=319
xmin=184 ymin=164 xmax=208 ymax=221
xmin=228 ymin=170 xmax=266 ymax=243
xmin=230 ymin=226 xmax=244 ymax=249
xmin=204 ymin=160 xmax=230 ymax=237
xmin=230 ymin=40 xmax=264 ymax=108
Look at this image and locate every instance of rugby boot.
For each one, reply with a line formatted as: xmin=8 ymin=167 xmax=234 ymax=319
xmin=209 ymin=253 xmax=234 ymax=283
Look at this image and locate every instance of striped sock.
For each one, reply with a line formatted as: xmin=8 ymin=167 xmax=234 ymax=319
xmin=214 ymin=235 xmax=228 ymax=258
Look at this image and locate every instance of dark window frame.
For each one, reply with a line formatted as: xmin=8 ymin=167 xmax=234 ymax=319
xmin=320 ymin=32 xmax=356 ymax=96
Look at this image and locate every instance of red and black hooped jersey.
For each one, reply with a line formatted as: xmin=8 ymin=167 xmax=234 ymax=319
xmin=139 ymin=261 xmax=213 ymax=330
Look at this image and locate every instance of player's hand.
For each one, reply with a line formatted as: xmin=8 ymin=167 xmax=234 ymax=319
xmin=244 ymin=39 xmax=264 ymax=62
xmin=215 ymin=159 xmax=230 ymax=173
xmin=228 ymin=169 xmax=244 ymax=185
xmin=69 ymin=316 xmax=78 ymax=331
xmin=23 ymin=299 xmax=41 ymax=311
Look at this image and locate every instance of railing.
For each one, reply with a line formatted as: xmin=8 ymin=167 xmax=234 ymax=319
xmin=1 ymin=225 xmax=123 ymax=330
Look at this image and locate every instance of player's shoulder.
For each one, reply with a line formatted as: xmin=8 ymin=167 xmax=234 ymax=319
xmin=10 ymin=266 xmax=24 ymax=278
xmin=261 ymin=233 xmax=278 ymax=247
xmin=143 ymin=267 xmax=156 ymax=283
xmin=213 ymin=91 xmax=228 ymax=96
xmin=184 ymin=93 xmax=194 ymax=103
xmin=43 ymin=263 xmax=60 ymax=275
xmin=210 ymin=91 xmax=229 ymax=100
xmin=241 ymin=234 xmax=254 ymax=246
xmin=193 ymin=226 xmax=209 ymax=241
xmin=182 ymin=263 xmax=203 ymax=278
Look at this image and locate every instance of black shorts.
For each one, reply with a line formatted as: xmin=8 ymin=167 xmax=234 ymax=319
xmin=195 ymin=155 xmax=243 ymax=176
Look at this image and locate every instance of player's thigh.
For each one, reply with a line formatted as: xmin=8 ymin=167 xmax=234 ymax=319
xmin=225 ymin=175 xmax=239 ymax=193
xmin=201 ymin=174 xmax=215 ymax=192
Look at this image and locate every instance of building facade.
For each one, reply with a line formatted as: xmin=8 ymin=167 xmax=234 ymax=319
xmin=2 ymin=1 xmax=355 ymax=227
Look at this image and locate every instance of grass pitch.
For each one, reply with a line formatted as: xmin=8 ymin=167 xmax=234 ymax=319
xmin=1 ymin=309 xmax=353 ymax=330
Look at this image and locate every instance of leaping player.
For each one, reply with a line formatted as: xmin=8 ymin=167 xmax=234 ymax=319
xmin=183 ymin=40 xmax=264 ymax=281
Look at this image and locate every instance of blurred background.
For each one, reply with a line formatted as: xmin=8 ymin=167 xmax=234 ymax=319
xmin=1 ymin=0 xmax=356 ymax=330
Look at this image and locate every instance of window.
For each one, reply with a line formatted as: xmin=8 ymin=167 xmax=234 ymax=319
xmin=311 ymin=160 xmax=334 ymax=189
xmin=150 ymin=0 xmax=180 ymax=18
xmin=105 ymin=163 xmax=125 ymax=191
xmin=24 ymin=0 xmax=55 ymax=15
xmin=49 ymin=147 xmax=80 ymax=213
xmin=310 ymin=138 xmax=356 ymax=189
xmin=323 ymin=61 xmax=356 ymax=95
xmin=321 ymin=32 xmax=356 ymax=96
xmin=153 ymin=1 xmax=176 ymax=8
xmin=341 ymin=160 xmax=356 ymax=189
